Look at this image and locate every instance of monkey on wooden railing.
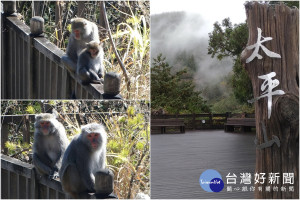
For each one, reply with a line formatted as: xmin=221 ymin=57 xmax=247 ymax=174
xmin=77 ymin=41 xmax=104 ymax=85
xmin=33 ymin=112 xmax=69 ymax=179
xmin=59 ymin=123 xmax=115 ymax=199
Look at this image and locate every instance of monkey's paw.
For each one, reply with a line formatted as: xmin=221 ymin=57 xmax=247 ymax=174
xmin=49 ymin=172 xmax=59 ymax=179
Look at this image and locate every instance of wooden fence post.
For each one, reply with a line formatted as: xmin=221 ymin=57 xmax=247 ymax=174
xmin=29 ymin=16 xmax=45 ymax=99
xmin=241 ymin=2 xmax=298 ymax=198
xmin=192 ymin=113 xmax=196 ymax=130
xmin=2 ymin=1 xmax=16 ymax=15
xmin=209 ymin=113 xmax=213 ymax=129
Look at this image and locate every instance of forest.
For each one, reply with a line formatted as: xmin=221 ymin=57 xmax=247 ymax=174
xmin=151 ymin=1 xmax=299 ymax=114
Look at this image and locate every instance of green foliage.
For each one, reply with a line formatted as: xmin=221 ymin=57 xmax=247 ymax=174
xmin=230 ymin=59 xmax=253 ymax=103
xmin=104 ymin=105 xmax=150 ymax=198
xmin=25 ymin=102 xmax=42 ymax=114
xmin=269 ymin=1 xmax=299 ymax=8
xmin=174 ymin=51 xmax=197 ymax=72
xmin=208 ymin=18 xmax=248 ymax=59
xmin=211 ymin=94 xmax=254 ymax=114
xmin=208 ymin=18 xmax=253 ymax=104
xmin=151 ymin=54 xmax=210 ymax=114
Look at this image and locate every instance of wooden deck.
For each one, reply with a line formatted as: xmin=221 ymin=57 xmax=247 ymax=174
xmin=151 ymin=130 xmax=256 ymax=199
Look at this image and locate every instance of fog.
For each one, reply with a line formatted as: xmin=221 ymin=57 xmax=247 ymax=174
xmin=151 ymin=12 xmax=233 ymax=89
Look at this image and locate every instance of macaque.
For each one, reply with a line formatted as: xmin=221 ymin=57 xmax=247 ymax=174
xmin=59 ymin=123 xmax=107 ymax=198
xmin=62 ymin=18 xmax=100 ymax=72
xmin=33 ymin=113 xmax=69 ymax=179
xmin=77 ymin=41 xmax=104 ymax=84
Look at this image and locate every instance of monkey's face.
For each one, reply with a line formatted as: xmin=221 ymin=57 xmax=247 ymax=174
xmin=87 ymin=133 xmax=101 ymax=149
xmin=71 ymin=18 xmax=88 ymax=40
xmin=39 ymin=120 xmax=52 ymax=135
xmin=73 ymin=29 xmax=81 ymax=40
xmin=89 ymin=48 xmax=99 ymax=58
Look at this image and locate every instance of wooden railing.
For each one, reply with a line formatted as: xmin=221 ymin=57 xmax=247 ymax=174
xmin=151 ymin=113 xmax=255 ymax=130
xmin=1 ymin=12 xmax=103 ymax=99
xmin=1 ymin=155 xmax=67 ymax=199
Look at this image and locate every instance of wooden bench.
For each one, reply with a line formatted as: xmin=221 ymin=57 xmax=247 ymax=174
xmin=151 ymin=118 xmax=185 ymax=134
xmin=224 ymin=118 xmax=256 ymax=132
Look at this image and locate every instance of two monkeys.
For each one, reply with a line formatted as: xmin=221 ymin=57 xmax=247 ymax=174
xmin=33 ymin=113 xmax=109 ymax=198
xmin=63 ymin=18 xmax=104 ymax=84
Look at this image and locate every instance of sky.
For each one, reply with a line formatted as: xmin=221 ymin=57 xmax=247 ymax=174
xmin=151 ymin=0 xmax=247 ymax=36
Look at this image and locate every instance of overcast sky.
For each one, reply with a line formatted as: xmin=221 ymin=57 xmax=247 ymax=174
xmin=151 ymin=0 xmax=247 ymax=36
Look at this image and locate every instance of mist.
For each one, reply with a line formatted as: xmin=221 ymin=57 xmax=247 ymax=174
xmin=151 ymin=12 xmax=233 ymax=90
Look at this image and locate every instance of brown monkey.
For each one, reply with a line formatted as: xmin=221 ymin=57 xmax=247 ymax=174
xmin=62 ymin=18 xmax=100 ymax=72
xmin=59 ymin=123 xmax=107 ymax=198
xmin=77 ymin=41 xmax=104 ymax=84
xmin=33 ymin=113 xmax=69 ymax=179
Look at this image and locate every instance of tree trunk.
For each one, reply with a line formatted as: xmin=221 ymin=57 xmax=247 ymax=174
xmin=55 ymin=1 xmax=63 ymax=48
xmin=77 ymin=1 xmax=85 ymax=18
xmin=241 ymin=2 xmax=298 ymax=199
xmin=33 ymin=1 xmax=43 ymax=16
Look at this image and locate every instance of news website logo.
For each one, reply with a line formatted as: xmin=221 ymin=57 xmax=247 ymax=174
xmin=199 ymin=169 xmax=224 ymax=192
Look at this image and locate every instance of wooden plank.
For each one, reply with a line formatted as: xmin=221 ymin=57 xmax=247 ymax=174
xmin=50 ymin=61 xmax=57 ymax=99
xmin=1 ymin=15 xmax=6 ymax=98
xmin=32 ymin=49 xmax=40 ymax=98
xmin=1 ymin=155 xmax=34 ymax=178
xmin=1 ymin=169 xmax=8 ymax=198
xmin=61 ymin=67 xmax=68 ymax=98
xmin=10 ymin=172 xmax=18 ymax=198
xmin=10 ymin=28 xmax=15 ymax=98
xmin=49 ymin=188 xmax=57 ymax=199
xmin=13 ymin=30 xmax=17 ymax=98
xmin=16 ymin=174 xmax=20 ymax=198
xmin=46 ymin=187 xmax=50 ymax=199
xmin=26 ymin=177 xmax=30 ymax=199
xmin=45 ymin=57 xmax=51 ymax=98
xmin=16 ymin=34 xmax=20 ymax=98
xmin=5 ymin=16 xmax=31 ymax=42
xmin=26 ymin=38 xmax=33 ymax=99
xmin=38 ymin=175 xmax=64 ymax=192
xmin=151 ymin=130 xmax=256 ymax=199
xmin=30 ymin=169 xmax=36 ymax=198
xmin=38 ymin=183 xmax=47 ymax=198
xmin=20 ymin=38 xmax=24 ymax=98
xmin=7 ymin=171 xmax=11 ymax=199
xmin=55 ymin=190 xmax=59 ymax=199
xmin=32 ymin=37 xmax=65 ymax=65
xmin=40 ymin=53 xmax=45 ymax=99
xmin=57 ymin=66 xmax=62 ymax=98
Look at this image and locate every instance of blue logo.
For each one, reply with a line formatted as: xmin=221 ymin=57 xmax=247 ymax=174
xmin=199 ymin=169 xmax=224 ymax=192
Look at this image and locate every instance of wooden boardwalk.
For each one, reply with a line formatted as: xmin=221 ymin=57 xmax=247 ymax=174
xmin=151 ymin=130 xmax=256 ymax=199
